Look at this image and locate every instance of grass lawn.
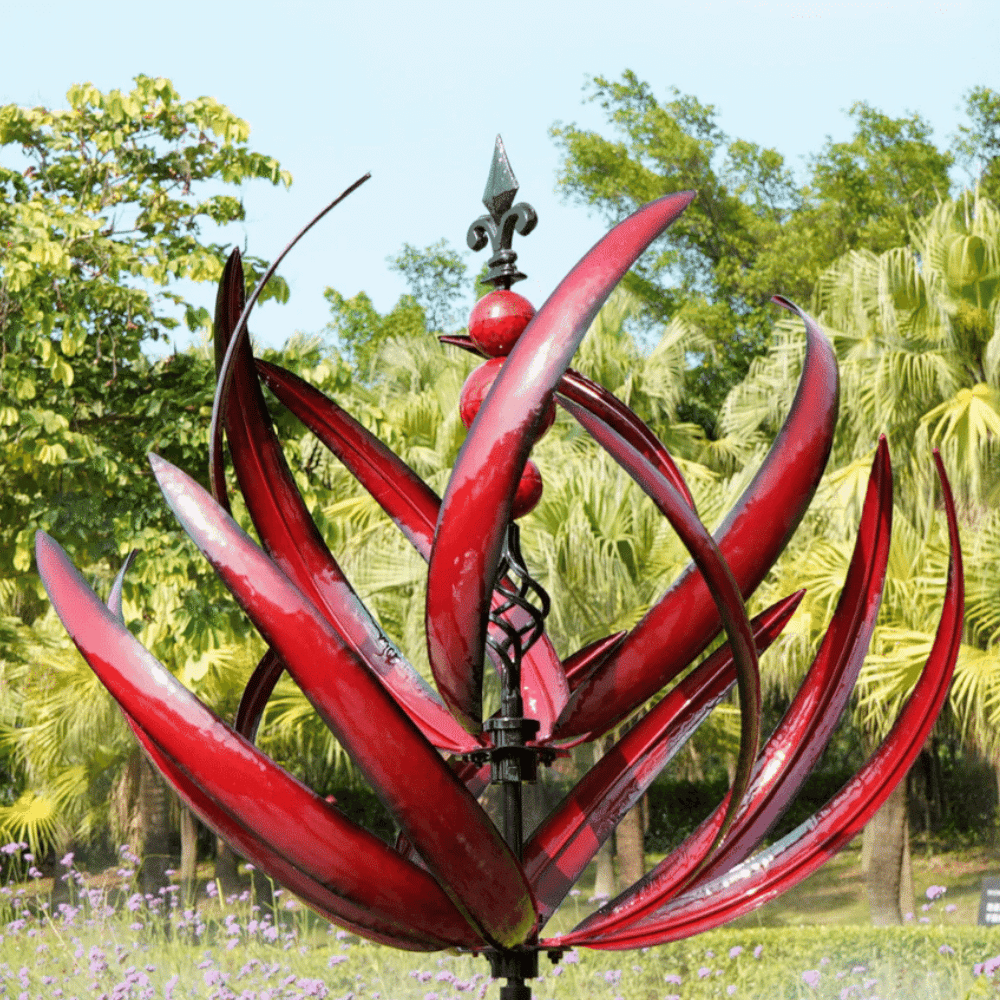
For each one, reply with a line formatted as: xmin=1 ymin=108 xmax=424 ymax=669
xmin=724 ymin=837 xmax=997 ymax=928
xmin=2 ymin=841 xmax=1000 ymax=999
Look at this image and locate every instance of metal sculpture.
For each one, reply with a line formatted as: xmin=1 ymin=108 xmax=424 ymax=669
xmin=34 ymin=137 xmax=963 ymax=1000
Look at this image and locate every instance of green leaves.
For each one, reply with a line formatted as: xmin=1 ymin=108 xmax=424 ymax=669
xmin=551 ymin=75 xmax=1000 ymax=435
xmin=0 ymin=76 xmax=291 ymax=585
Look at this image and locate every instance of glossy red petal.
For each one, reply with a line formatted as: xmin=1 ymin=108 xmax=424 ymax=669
xmin=525 ymin=593 xmax=801 ymax=924
xmin=234 ymin=647 xmax=284 ymax=743
xmin=133 ymin=725 xmax=452 ymax=950
xmin=561 ymin=632 xmax=627 ymax=691
xmin=553 ymin=454 xmax=961 ymax=949
xmin=543 ymin=383 xmax=763 ymax=861
xmin=558 ymin=299 xmax=838 ymax=738
xmin=572 ymin=440 xmax=892 ymax=938
xmin=37 ymin=532 xmax=480 ymax=950
xmin=147 ymin=456 xmax=538 ymax=949
xmin=256 ymin=359 xmax=440 ymax=556
xmin=557 ymin=369 xmax=696 ymax=511
xmin=256 ymin=358 xmax=569 ymax=740
xmin=426 ymin=192 xmax=696 ymax=733
xmin=208 ymin=177 xmax=370 ymax=509
xmin=212 ymin=253 xmax=476 ymax=756
xmin=688 ymin=437 xmax=892 ymax=884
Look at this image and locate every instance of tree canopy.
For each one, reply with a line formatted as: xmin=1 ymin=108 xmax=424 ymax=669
xmin=551 ymin=72 xmax=998 ymax=431
xmin=0 ymin=75 xmax=291 ymax=586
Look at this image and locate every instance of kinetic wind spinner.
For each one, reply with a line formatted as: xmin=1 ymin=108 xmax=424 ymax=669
xmin=36 ymin=139 xmax=963 ymax=1000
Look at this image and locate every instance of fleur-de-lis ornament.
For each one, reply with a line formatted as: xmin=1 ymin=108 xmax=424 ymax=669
xmin=467 ymin=135 xmax=538 ymax=289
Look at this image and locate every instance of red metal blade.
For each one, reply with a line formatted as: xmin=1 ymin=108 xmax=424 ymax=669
xmin=557 ymin=368 xmax=696 ymax=511
xmin=572 ymin=439 xmax=893 ymax=937
xmin=147 ymin=456 xmax=538 ymax=949
xmin=256 ymin=358 xmax=440 ymax=555
xmin=541 ymin=381 xmax=763 ymax=863
xmin=36 ymin=532 xmax=481 ymax=950
xmin=425 ymin=192 xmax=696 ymax=733
xmin=213 ymin=252 xmax=477 ymax=755
xmin=234 ymin=647 xmax=284 ymax=743
xmin=132 ymin=724 xmax=456 ymax=950
xmin=256 ymin=358 xmax=570 ymax=740
xmin=208 ymin=176 xmax=370 ymax=509
xmin=561 ymin=632 xmax=627 ymax=691
xmin=557 ymin=300 xmax=838 ymax=738
xmin=525 ymin=593 xmax=801 ymax=924
xmin=553 ymin=453 xmax=961 ymax=948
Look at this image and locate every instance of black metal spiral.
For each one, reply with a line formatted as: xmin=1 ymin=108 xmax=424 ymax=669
xmin=486 ymin=522 xmax=550 ymax=683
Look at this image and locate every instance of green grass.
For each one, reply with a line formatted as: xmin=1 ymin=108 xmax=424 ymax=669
xmin=2 ymin=842 xmax=1000 ymax=999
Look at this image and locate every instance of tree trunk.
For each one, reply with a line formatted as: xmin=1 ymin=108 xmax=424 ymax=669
xmin=866 ymin=776 xmax=910 ymax=925
xmin=137 ymin=753 xmax=171 ymax=900
xmin=215 ymin=837 xmax=240 ymax=898
xmin=900 ymin=817 xmax=913 ymax=917
xmin=591 ymin=736 xmax=617 ymax=899
xmin=592 ymin=837 xmax=617 ymax=900
xmin=615 ymin=801 xmax=645 ymax=890
xmin=178 ymin=807 xmax=199 ymax=905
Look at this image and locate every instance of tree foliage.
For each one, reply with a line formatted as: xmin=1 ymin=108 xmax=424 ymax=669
xmin=0 ymin=76 xmax=291 ymax=584
xmin=551 ymin=73 xmax=994 ymax=430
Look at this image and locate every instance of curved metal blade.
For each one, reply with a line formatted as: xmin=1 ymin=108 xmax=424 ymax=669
xmin=561 ymin=632 xmax=627 ymax=691
xmin=553 ymin=453 xmax=961 ymax=948
xmin=213 ymin=252 xmax=477 ymax=755
xmin=426 ymin=191 xmax=696 ymax=733
xmin=256 ymin=358 xmax=570 ymax=740
xmin=557 ymin=368 xmax=696 ymax=511
xmin=133 ymin=725 xmax=457 ymax=950
xmin=209 ymin=176 xmax=370 ymax=510
xmin=37 ymin=532 xmax=481 ymax=950
xmin=572 ymin=439 xmax=893 ymax=937
xmin=539 ymin=379 xmax=763 ymax=858
xmin=256 ymin=358 xmax=440 ymax=555
xmin=557 ymin=299 xmax=838 ymax=738
xmin=525 ymin=592 xmax=802 ymax=924
xmin=105 ymin=556 xmax=448 ymax=947
xmin=234 ymin=647 xmax=284 ymax=743
xmin=147 ymin=456 xmax=538 ymax=949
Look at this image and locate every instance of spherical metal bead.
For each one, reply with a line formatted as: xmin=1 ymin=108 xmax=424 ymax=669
xmin=468 ymin=289 xmax=535 ymax=357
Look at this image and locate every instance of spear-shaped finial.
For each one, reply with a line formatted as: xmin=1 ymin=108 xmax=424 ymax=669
xmin=467 ymin=136 xmax=537 ymax=289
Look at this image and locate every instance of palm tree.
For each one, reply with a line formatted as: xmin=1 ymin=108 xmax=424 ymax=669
xmin=720 ymin=188 xmax=1000 ymax=923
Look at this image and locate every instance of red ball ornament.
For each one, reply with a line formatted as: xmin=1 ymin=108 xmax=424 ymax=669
xmin=512 ymin=460 xmax=543 ymax=518
xmin=468 ymin=289 xmax=535 ymax=357
xmin=459 ymin=359 xmax=556 ymax=436
xmin=459 ymin=358 xmax=505 ymax=428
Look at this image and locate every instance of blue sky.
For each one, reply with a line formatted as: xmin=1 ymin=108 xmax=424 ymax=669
xmin=3 ymin=0 xmax=998 ymax=351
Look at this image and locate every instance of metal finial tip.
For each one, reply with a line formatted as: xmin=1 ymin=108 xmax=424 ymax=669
xmin=483 ymin=135 xmax=519 ymax=224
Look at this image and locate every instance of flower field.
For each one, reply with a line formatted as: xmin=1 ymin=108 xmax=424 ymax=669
xmin=2 ymin=844 xmax=1000 ymax=1000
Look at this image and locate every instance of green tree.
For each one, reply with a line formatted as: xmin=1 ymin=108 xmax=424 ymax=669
xmin=0 ymin=75 xmax=291 ymax=591
xmin=388 ymin=239 xmax=468 ymax=333
xmin=955 ymin=86 xmax=1000 ymax=202
xmin=324 ymin=239 xmax=469 ymax=371
xmin=0 ymin=76 xmax=299 ymax=884
xmin=724 ymin=189 xmax=1000 ymax=511
xmin=550 ymin=72 xmax=974 ymax=431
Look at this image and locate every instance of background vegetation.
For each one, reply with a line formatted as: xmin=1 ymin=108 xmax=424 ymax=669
xmin=1 ymin=74 xmax=999 ymax=955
